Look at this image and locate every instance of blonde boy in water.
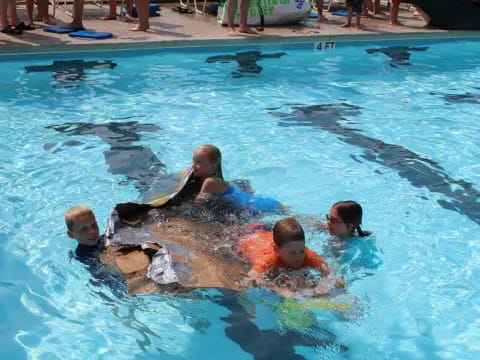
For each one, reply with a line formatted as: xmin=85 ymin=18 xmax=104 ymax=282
xmin=65 ymin=205 xmax=102 ymax=247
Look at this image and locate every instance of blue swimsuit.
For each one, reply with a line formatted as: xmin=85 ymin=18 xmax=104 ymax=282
xmin=219 ymin=185 xmax=281 ymax=214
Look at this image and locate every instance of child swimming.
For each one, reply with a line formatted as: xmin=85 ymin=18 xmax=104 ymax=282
xmin=192 ymin=145 xmax=229 ymax=201
xmin=322 ymin=201 xmax=382 ymax=275
xmin=65 ymin=205 xmax=102 ymax=249
xmin=191 ymin=145 xmax=281 ymax=214
xmin=325 ymin=200 xmax=371 ymax=238
xmin=238 ymin=218 xmax=336 ymax=297
xmin=65 ymin=205 xmax=108 ymax=281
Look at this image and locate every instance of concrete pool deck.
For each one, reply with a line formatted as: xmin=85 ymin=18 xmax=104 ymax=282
xmin=1 ymin=2 xmax=479 ymax=54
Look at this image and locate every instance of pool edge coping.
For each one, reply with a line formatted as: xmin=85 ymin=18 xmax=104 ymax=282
xmin=1 ymin=30 xmax=480 ymax=55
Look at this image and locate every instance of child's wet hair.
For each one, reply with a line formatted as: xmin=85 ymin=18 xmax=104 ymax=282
xmin=197 ymin=144 xmax=223 ymax=179
xmin=273 ymin=217 xmax=305 ymax=248
xmin=332 ymin=200 xmax=371 ymax=237
xmin=65 ymin=205 xmax=95 ymax=231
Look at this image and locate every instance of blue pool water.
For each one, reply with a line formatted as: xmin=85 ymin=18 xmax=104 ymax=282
xmin=1 ymin=37 xmax=480 ymax=359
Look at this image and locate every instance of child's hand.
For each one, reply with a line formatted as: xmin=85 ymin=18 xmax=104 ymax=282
xmin=278 ymin=288 xmax=296 ymax=298
xmin=312 ymin=284 xmax=330 ymax=296
xmin=336 ymin=278 xmax=346 ymax=289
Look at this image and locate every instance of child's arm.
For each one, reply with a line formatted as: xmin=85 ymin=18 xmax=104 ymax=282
xmin=307 ymin=250 xmax=340 ymax=296
xmin=247 ymin=269 xmax=296 ymax=298
xmin=194 ymin=177 xmax=228 ymax=202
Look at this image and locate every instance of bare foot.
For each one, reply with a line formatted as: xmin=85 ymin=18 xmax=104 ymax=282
xmin=227 ymin=26 xmax=238 ymax=36
xmin=238 ymin=26 xmax=258 ymax=35
xmin=64 ymin=22 xmax=84 ymax=29
xmin=390 ymin=20 xmax=404 ymax=26
xmin=100 ymin=15 xmax=117 ymax=20
xmin=130 ymin=25 xmax=149 ymax=31
xmin=355 ymin=23 xmax=366 ymax=30
xmin=42 ymin=18 xmax=56 ymax=25
xmin=317 ymin=13 xmax=328 ymax=22
xmin=124 ymin=14 xmax=135 ymax=22
xmin=340 ymin=23 xmax=351 ymax=28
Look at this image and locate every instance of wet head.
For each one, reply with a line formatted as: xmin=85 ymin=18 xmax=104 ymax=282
xmin=192 ymin=145 xmax=221 ymax=178
xmin=327 ymin=201 xmax=364 ymax=238
xmin=65 ymin=206 xmax=100 ymax=246
xmin=327 ymin=206 xmax=353 ymax=238
xmin=273 ymin=217 xmax=306 ymax=269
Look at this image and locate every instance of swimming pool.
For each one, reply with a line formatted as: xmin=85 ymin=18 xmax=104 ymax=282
xmin=1 ymin=37 xmax=479 ymax=360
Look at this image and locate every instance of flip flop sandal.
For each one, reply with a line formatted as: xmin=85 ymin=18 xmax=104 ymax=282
xmin=172 ymin=6 xmax=194 ymax=13
xmin=1 ymin=25 xmax=22 ymax=35
xmin=16 ymin=22 xmax=36 ymax=31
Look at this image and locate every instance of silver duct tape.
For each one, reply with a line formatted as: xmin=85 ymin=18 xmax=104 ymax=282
xmin=147 ymin=247 xmax=179 ymax=284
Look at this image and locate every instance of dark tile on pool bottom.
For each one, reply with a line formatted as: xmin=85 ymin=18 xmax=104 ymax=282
xmin=270 ymin=103 xmax=480 ymax=226
xmin=443 ymin=92 xmax=480 ymax=104
xmin=46 ymin=121 xmax=165 ymax=197
xmin=365 ymin=46 xmax=428 ymax=67
xmin=205 ymin=51 xmax=287 ymax=78
xmin=62 ymin=140 xmax=85 ymax=147
xmin=211 ymin=289 xmax=345 ymax=360
xmin=47 ymin=121 xmax=160 ymax=145
xmin=429 ymin=91 xmax=480 ymax=104
xmin=25 ymin=60 xmax=117 ymax=83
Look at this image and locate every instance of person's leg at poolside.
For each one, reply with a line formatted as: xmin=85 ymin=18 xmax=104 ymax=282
xmin=26 ymin=0 xmax=34 ymax=25
xmin=0 ymin=0 xmax=9 ymax=29
xmin=7 ymin=0 xmax=20 ymax=26
xmin=355 ymin=0 xmax=364 ymax=27
xmin=101 ymin=0 xmax=117 ymax=20
xmin=124 ymin=0 xmax=134 ymax=20
xmin=238 ymin=0 xmax=257 ymax=34
xmin=355 ymin=11 xmax=362 ymax=28
xmin=315 ymin=0 xmax=327 ymax=22
xmin=389 ymin=0 xmax=402 ymax=26
xmin=1 ymin=0 xmax=21 ymax=33
xmin=130 ymin=0 xmax=149 ymax=31
xmin=362 ymin=0 xmax=371 ymax=17
xmin=227 ymin=0 xmax=238 ymax=35
xmin=66 ymin=0 xmax=85 ymax=28
xmin=341 ymin=5 xmax=353 ymax=27
xmin=37 ymin=0 xmax=56 ymax=24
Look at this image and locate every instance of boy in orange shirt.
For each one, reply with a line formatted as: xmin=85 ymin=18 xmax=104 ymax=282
xmin=238 ymin=218 xmax=335 ymax=297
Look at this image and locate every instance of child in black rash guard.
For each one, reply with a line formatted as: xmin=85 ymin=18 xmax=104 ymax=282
xmin=65 ymin=205 xmax=124 ymax=296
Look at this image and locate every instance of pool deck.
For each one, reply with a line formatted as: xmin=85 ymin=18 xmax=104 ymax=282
xmin=1 ymin=3 xmax=480 ymax=54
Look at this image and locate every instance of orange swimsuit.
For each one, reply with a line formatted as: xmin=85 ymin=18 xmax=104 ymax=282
xmin=238 ymin=230 xmax=329 ymax=274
